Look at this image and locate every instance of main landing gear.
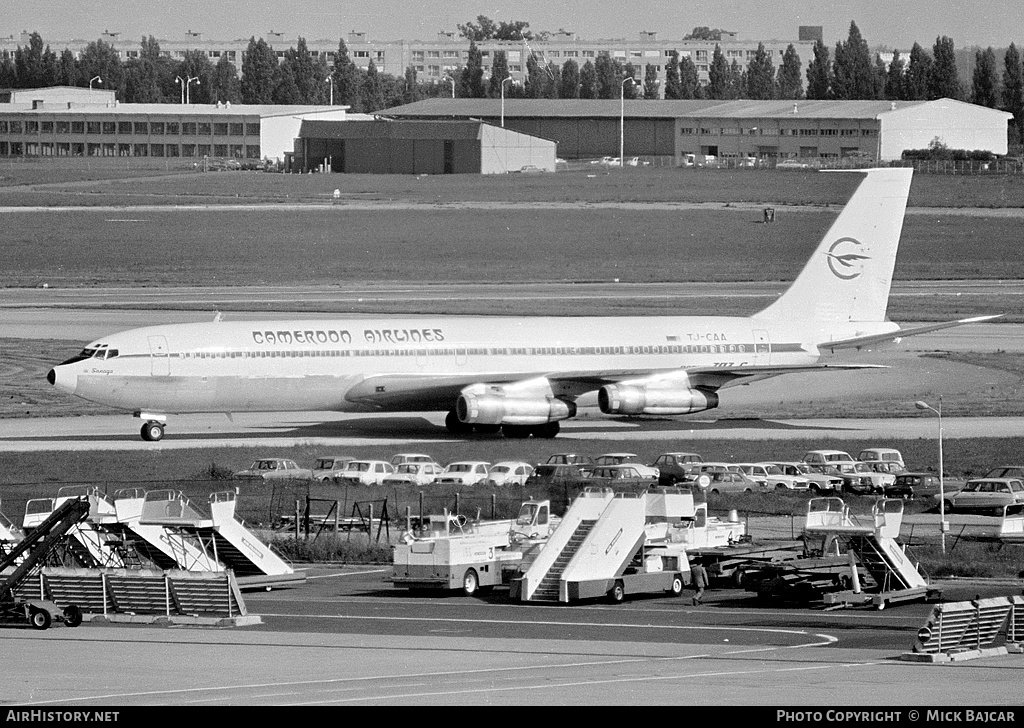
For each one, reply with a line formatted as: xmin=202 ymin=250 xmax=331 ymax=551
xmin=444 ymin=411 xmax=560 ymax=439
xmin=140 ymin=419 xmax=166 ymax=442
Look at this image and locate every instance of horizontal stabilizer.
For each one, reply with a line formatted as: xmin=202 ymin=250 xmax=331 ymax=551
xmin=820 ymin=315 xmax=1002 ymax=353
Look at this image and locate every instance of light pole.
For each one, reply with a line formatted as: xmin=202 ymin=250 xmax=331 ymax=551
xmin=325 ymin=76 xmax=334 ymax=105
xmin=501 ymin=76 xmax=515 ymax=128
xmin=186 ymin=76 xmax=199 ymax=104
xmin=620 ymin=76 xmax=638 ymax=167
xmin=915 ymin=396 xmax=946 ymax=554
xmin=89 ymin=75 xmax=102 ymax=91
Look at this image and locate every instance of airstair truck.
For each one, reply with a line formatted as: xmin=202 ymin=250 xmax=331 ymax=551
xmin=512 ymin=488 xmax=688 ymax=604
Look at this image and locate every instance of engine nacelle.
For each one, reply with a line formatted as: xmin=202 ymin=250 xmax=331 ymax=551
xmin=457 ymin=392 xmax=576 ymax=426
xmin=598 ymin=384 xmax=719 ymax=416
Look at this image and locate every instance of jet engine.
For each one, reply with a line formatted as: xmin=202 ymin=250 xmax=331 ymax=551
xmin=598 ymin=384 xmax=719 ymax=416
xmin=457 ymin=391 xmax=576 ymax=426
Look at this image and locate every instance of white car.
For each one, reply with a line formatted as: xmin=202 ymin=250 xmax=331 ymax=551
xmin=771 ymin=462 xmax=842 ymax=493
xmin=338 ymin=460 xmax=395 ymax=486
xmin=484 ymin=461 xmax=535 ymax=486
xmin=594 ymin=453 xmax=659 ymax=479
xmin=732 ymin=463 xmax=809 ymax=491
xmin=433 ymin=461 xmax=491 ymax=486
xmin=382 ymin=462 xmax=445 ymax=486
xmin=801 ymin=449 xmax=855 ymax=466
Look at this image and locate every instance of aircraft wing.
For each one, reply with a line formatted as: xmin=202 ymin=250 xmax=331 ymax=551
xmin=820 ymin=315 xmax=1002 ymax=353
xmin=343 ymin=363 xmax=888 ymax=410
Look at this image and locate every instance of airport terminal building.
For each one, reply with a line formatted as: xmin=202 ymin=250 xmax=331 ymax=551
xmin=383 ymin=97 xmax=1013 ymax=163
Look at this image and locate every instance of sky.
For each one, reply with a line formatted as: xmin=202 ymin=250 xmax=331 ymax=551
xmin=5 ymin=0 xmax=1022 ymax=51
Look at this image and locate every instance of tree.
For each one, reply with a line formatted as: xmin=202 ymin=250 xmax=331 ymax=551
xmin=487 ymin=50 xmax=508 ymax=97
xmin=212 ymin=54 xmax=241 ymax=103
xmin=458 ymin=41 xmax=485 ymax=98
xmin=885 ymin=50 xmax=906 ymax=100
xmin=643 ymin=63 xmax=659 ymax=99
xmin=14 ymin=32 xmax=49 ymax=88
xmin=971 ymin=47 xmax=999 ymax=108
xmin=832 ymin=21 xmax=875 ymax=99
xmin=284 ymin=38 xmax=323 ymax=104
xmin=685 ymin=27 xmax=725 ymax=41
xmin=176 ymin=49 xmax=216 ymax=104
xmin=361 ymin=59 xmax=385 ymax=112
xmin=524 ymin=52 xmax=545 ymax=98
xmin=559 ymin=58 xmax=580 ymax=99
xmin=622 ymin=62 xmax=640 ymax=99
xmin=777 ymin=44 xmax=803 ymax=99
xmin=595 ymin=53 xmax=617 ymax=99
xmin=1003 ymin=44 xmax=1024 ymax=143
xmin=332 ymin=38 xmax=362 ymax=110
xmin=929 ymin=36 xmax=961 ymax=100
xmin=905 ymin=42 xmax=932 ymax=99
xmin=663 ymin=51 xmax=681 ymax=99
xmin=56 ymin=48 xmax=78 ymax=87
xmin=543 ymin=62 xmax=561 ymax=99
xmin=272 ymin=60 xmax=302 ymax=104
xmin=0 ymin=52 xmax=16 ymax=88
xmin=78 ymin=39 xmax=123 ymax=97
xmin=707 ymin=45 xmax=731 ymax=99
xmin=579 ymin=59 xmax=598 ymax=99
xmin=805 ymin=39 xmax=832 ymax=99
xmin=746 ymin=43 xmax=775 ymax=100
xmin=679 ymin=55 xmax=701 ymax=99
xmin=240 ymin=37 xmax=277 ymax=104
xmin=457 ymin=16 xmax=532 ymax=41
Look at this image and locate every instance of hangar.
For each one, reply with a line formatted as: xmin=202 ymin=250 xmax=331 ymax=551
xmin=383 ymin=97 xmax=1013 ymax=164
xmin=293 ymin=119 xmax=556 ymax=174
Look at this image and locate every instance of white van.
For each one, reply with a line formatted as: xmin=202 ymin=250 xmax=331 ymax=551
xmin=858 ymin=448 xmax=905 ymax=468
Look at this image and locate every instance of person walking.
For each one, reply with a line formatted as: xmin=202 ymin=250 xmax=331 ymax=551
xmin=690 ymin=560 xmax=708 ymax=606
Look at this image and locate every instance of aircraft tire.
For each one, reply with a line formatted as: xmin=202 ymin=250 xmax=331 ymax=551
xmin=140 ymin=421 xmax=165 ymax=442
xmin=532 ymin=422 xmax=560 ymax=438
xmin=502 ymin=424 xmax=530 ymax=439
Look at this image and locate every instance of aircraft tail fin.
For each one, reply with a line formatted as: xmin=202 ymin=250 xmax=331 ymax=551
xmin=755 ymin=168 xmax=913 ymax=326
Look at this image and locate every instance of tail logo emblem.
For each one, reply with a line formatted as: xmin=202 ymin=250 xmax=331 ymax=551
xmin=825 ymin=238 xmax=869 ymax=280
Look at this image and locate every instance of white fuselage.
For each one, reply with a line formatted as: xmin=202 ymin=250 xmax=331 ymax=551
xmin=49 ymin=313 xmax=837 ymax=415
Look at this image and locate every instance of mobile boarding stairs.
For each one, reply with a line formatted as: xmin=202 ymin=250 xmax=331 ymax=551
xmin=802 ymin=497 xmax=941 ymax=609
xmin=511 ymin=487 xmax=692 ymax=603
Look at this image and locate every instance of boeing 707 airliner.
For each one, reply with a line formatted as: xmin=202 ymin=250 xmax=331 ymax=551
xmin=48 ymin=168 xmax=994 ymax=441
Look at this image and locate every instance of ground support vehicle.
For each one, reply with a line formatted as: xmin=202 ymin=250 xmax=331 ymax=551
xmin=691 ymin=541 xmax=806 ymax=588
xmin=390 ymin=500 xmax=557 ymax=596
xmin=0 ymin=497 xmax=88 ymax=630
xmin=511 ymin=488 xmax=695 ymax=604
xmin=749 ymin=497 xmax=940 ymax=610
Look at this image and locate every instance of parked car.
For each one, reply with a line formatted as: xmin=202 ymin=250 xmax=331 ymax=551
xmin=886 ymin=472 xmax=942 ymax=500
xmin=949 ymin=478 xmax=1024 ymax=514
xmin=390 ymin=453 xmax=437 ymax=467
xmin=777 ymin=158 xmax=818 ymax=169
xmin=382 ymin=462 xmax=445 ymax=487
xmin=651 ymin=452 xmax=704 ymax=485
xmin=867 ymin=461 xmax=905 ymax=479
xmin=546 ymin=453 xmax=594 ymax=469
xmin=983 ymin=465 xmax=1024 ymax=479
xmin=802 ymin=449 xmax=855 ymax=466
xmin=831 ymin=461 xmax=890 ymax=495
xmin=433 ymin=461 xmax=491 ymax=486
xmin=705 ymin=471 xmax=763 ymax=495
xmin=734 ymin=463 xmax=809 ymax=491
xmin=771 ymin=462 xmax=842 ymax=493
xmin=594 ymin=453 xmax=659 ymax=479
xmin=588 ymin=464 xmax=658 ymax=486
xmin=858 ymin=448 xmax=906 ymax=469
xmin=338 ymin=460 xmax=395 ymax=486
xmin=312 ymin=455 xmax=357 ymax=483
xmin=484 ymin=461 xmax=534 ymax=486
xmin=234 ymin=458 xmax=314 ymax=482
xmin=525 ymin=464 xmax=593 ymax=489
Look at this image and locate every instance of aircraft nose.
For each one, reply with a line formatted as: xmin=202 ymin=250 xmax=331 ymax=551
xmin=48 ymin=365 xmax=78 ymax=395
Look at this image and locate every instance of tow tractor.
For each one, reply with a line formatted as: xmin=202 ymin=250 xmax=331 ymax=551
xmin=390 ymin=499 xmax=559 ymax=595
xmin=0 ymin=497 xmax=89 ymax=630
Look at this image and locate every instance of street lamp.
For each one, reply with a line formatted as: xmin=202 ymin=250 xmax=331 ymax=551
xmin=89 ymin=75 xmax=102 ymax=91
xmin=501 ymin=76 xmax=516 ymax=128
xmin=915 ymin=396 xmax=947 ymax=554
xmin=325 ymin=76 xmax=334 ymax=105
xmin=176 ymin=75 xmax=200 ymax=104
xmin=620 ymin=76 xmax=639 ymax=168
